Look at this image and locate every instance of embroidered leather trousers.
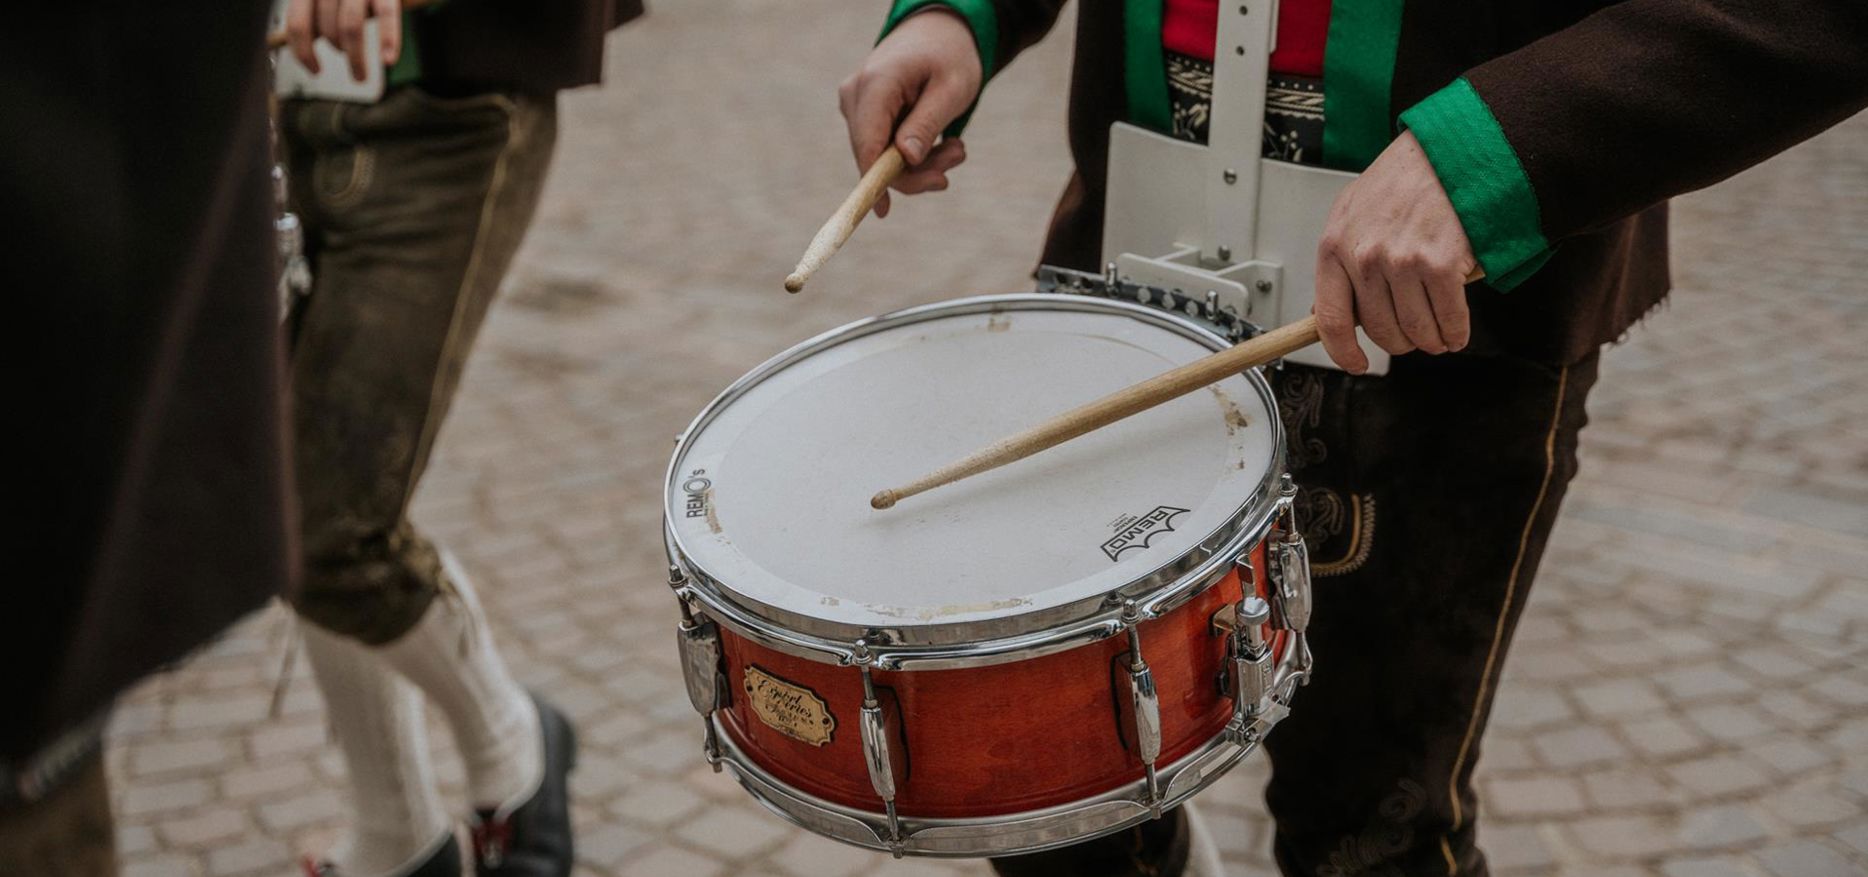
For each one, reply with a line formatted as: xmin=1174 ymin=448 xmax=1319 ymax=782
xmin=280 ymin=86 xmax=558 ymax=644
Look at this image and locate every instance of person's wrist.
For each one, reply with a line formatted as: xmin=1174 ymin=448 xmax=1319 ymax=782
xmin=901 ymin=5 xmax=969 ymax=29
xmin=886 ymin=2 xmax=990 ymax=81
xmin=898 ymin=7 xmax=981 ymax=66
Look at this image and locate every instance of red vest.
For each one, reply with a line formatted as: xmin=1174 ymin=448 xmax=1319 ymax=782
xmin=1161 ymin=0 xmax=1331 ymax=76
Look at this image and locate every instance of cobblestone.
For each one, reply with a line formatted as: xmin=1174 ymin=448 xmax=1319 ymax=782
xmin=1483 ymin=825 xmax=1557 ymax=873
xmin=1574 ymin=679 xmax=1667 ymax=719
xmin=99 ymin=4 xmax=1868 ymax=876
xmin=1751 ymin=738 xmax=1832 ymax=777
xmin=623 ymin=845 xmax=729 ymax=877
xmin=576 ymin=820 xmax=652 ymax=870
xmin=1487 ymin=776 xmax=1589 ymax=818
xmin=1658 ymin=858 xmax=1753 ymax=877
xmin=1621 ymin=715 xmax=1714 ymax=760
xmin=1683 ymin=704 xmax=1777 ymax=743
xmin=1758 ymin=788 xmax=1861 ymax=830
xmin=1667 ymin=756 xmax=1774 ymax=800
xmin=1582 ymin=768 xmax=1677 ymax=811
xmin=672 ymin=806 xmax=794 ymax=860
xmin=1534 ymin=726 xmax=1632 ymax=769
xmin=1673 ymin=805 xmax=1771 ymax=851
xmin=1565 ymin=815 xmax=1680 ymax=860
xmin=1755 ymin=841 xmax=1860 ymax=877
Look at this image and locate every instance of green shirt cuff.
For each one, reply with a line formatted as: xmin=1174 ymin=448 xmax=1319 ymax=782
xmin=386 ymin=9 xmax=424 ymax=86
xmin=1399 ymin=77 xmax=1550 ymax=291
xmin=880 ymin=0 xmax=998 ymax=137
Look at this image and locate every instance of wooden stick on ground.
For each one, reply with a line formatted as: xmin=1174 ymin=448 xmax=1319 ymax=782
xmin=785 ymin=146 xmax=907 ymax=293
xmin=870 ymin=267 xmax=1484 ymax=510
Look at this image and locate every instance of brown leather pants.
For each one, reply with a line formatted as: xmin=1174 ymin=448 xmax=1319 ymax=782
xmin=280 ymin=86 xmax=557 ymax=644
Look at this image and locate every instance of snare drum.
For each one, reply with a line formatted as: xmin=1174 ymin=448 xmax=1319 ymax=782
xmin=665 ymin=285 xmax=1312 ymax=857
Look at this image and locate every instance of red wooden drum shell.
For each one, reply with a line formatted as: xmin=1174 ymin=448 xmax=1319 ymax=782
xmin=716 ymin=547 xmax=1283 ymax=818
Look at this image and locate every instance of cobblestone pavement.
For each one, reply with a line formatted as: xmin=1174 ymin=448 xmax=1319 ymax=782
xmin=106 ymin=3 xmax=1868 ymax=876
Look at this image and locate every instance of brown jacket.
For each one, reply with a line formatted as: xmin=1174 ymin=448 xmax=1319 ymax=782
xmin=417 ymin=0 xmax=644 ymax=95
xmin=884 ymin=0 xmax=1868 ymax=363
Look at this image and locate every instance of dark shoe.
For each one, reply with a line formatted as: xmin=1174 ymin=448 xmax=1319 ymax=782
xmin=470 ymin=694 xmax=578 ymax=877
xmin=301 ymin=832 xmax=462 ymax=877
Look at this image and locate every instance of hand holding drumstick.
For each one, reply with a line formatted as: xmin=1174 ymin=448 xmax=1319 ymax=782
xmin=786 ymin=9 xmax=980 ymax=293
xmin=868 ymin=263 xmax=1484 ymax=511
xmin=786 ymin=146 xmax=907 ymax=292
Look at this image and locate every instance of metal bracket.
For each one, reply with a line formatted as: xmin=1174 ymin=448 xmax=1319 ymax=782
xmin=676 ymin=609 xmax=729 ymax=770
xmin=1230 ymin=596 xmax=1273 ymax=721
xmin=854 ymin=642 xmax=908 ymax=857
xmin=1203 ymin=0 xmax=1280 ymax=265
xmin=1113 ymin=248 xmax=1283 ymax=328
xmin=1036 ymin=264 xmax=1263 ymax=342
xmin=1213 ymin=555 xmax=1274 ymax=722
xmin=1269 ymin=476 xmax=1312 ymax=637
xmin=1116 ymin=601 xmax=1164 ymax=818
xmin=677 ymin=617 xmax=726 ymax=716
xmin=1266 ymin=476 xmax=1315 ymax=689
xmin=672 ymin=562 xmax=732 ymax=770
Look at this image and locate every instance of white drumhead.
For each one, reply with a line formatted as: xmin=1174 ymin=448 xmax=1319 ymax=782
xmin=668 ymin=296 xmax=1278 ymax=634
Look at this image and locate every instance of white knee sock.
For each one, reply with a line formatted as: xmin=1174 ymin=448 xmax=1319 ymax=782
xmin=300 ymin=623 xmax=453 ymax=877
xmin=378 ymin=553 xmax=543 ymax=812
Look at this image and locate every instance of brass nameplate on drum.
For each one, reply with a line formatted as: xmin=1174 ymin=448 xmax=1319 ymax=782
xmin=743 ymin=666 xmax=836 ymax=747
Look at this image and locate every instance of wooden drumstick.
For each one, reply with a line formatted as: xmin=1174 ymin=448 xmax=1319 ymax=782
xmin=785 ymin=145 xmax=908 ymax=293
xmin=870 ymin=317 xmax=1320 ymax=510
xmin=870 ymin=267 xmax=1485 ymax=510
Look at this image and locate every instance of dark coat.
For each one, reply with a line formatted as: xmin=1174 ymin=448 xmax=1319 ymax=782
xmin=4 ymin=4 xmax=293 ymax=759
xmin=418 ymin=0 xmax=645 ymax=95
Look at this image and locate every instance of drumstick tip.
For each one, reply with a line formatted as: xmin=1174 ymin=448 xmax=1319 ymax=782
xmin=870 ymin=490 xmax=898 ymax=510
xmin=784 ymin=273 xmax=806 ymax=293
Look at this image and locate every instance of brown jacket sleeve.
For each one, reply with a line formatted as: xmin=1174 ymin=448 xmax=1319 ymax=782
xmin=1400 ymin=0 xmax=1868 ymax=288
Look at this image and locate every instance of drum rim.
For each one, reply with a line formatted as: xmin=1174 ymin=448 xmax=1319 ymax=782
xmin=707 ymin=710 xmax=1269 ymax=857
xmin=664 ymin=292 xmax=1287 ymax=662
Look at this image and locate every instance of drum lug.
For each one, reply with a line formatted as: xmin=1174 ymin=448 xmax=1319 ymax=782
xmin=1117 ymin=602 xmax=1164 ymax=818
xmin=1269 ymin=476 xmax=1313 ymax=635
xmin=1273 ymin=537 xmax=1312 ymax=636
xmin=677 ymin=615 xmax=727 ymax=715
xmin=1228 ymin=596 xmax=1273 ymax=719
xmin=676 ymin=589 xmax=731 ymax=771
xmin=1216 ymin=555 xmax=1273 ymax=717
xmin=854 ymin=642 xmax=908 ymax=857
xmin=1269 ymin=475 xmax=1316 ymax=690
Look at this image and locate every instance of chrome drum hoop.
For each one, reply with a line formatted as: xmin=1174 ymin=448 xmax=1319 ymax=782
xmin=665 ymin=490 xmax=1283 ymax=671
xmin=663 ymin=293 xmax=1289 ymax=667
